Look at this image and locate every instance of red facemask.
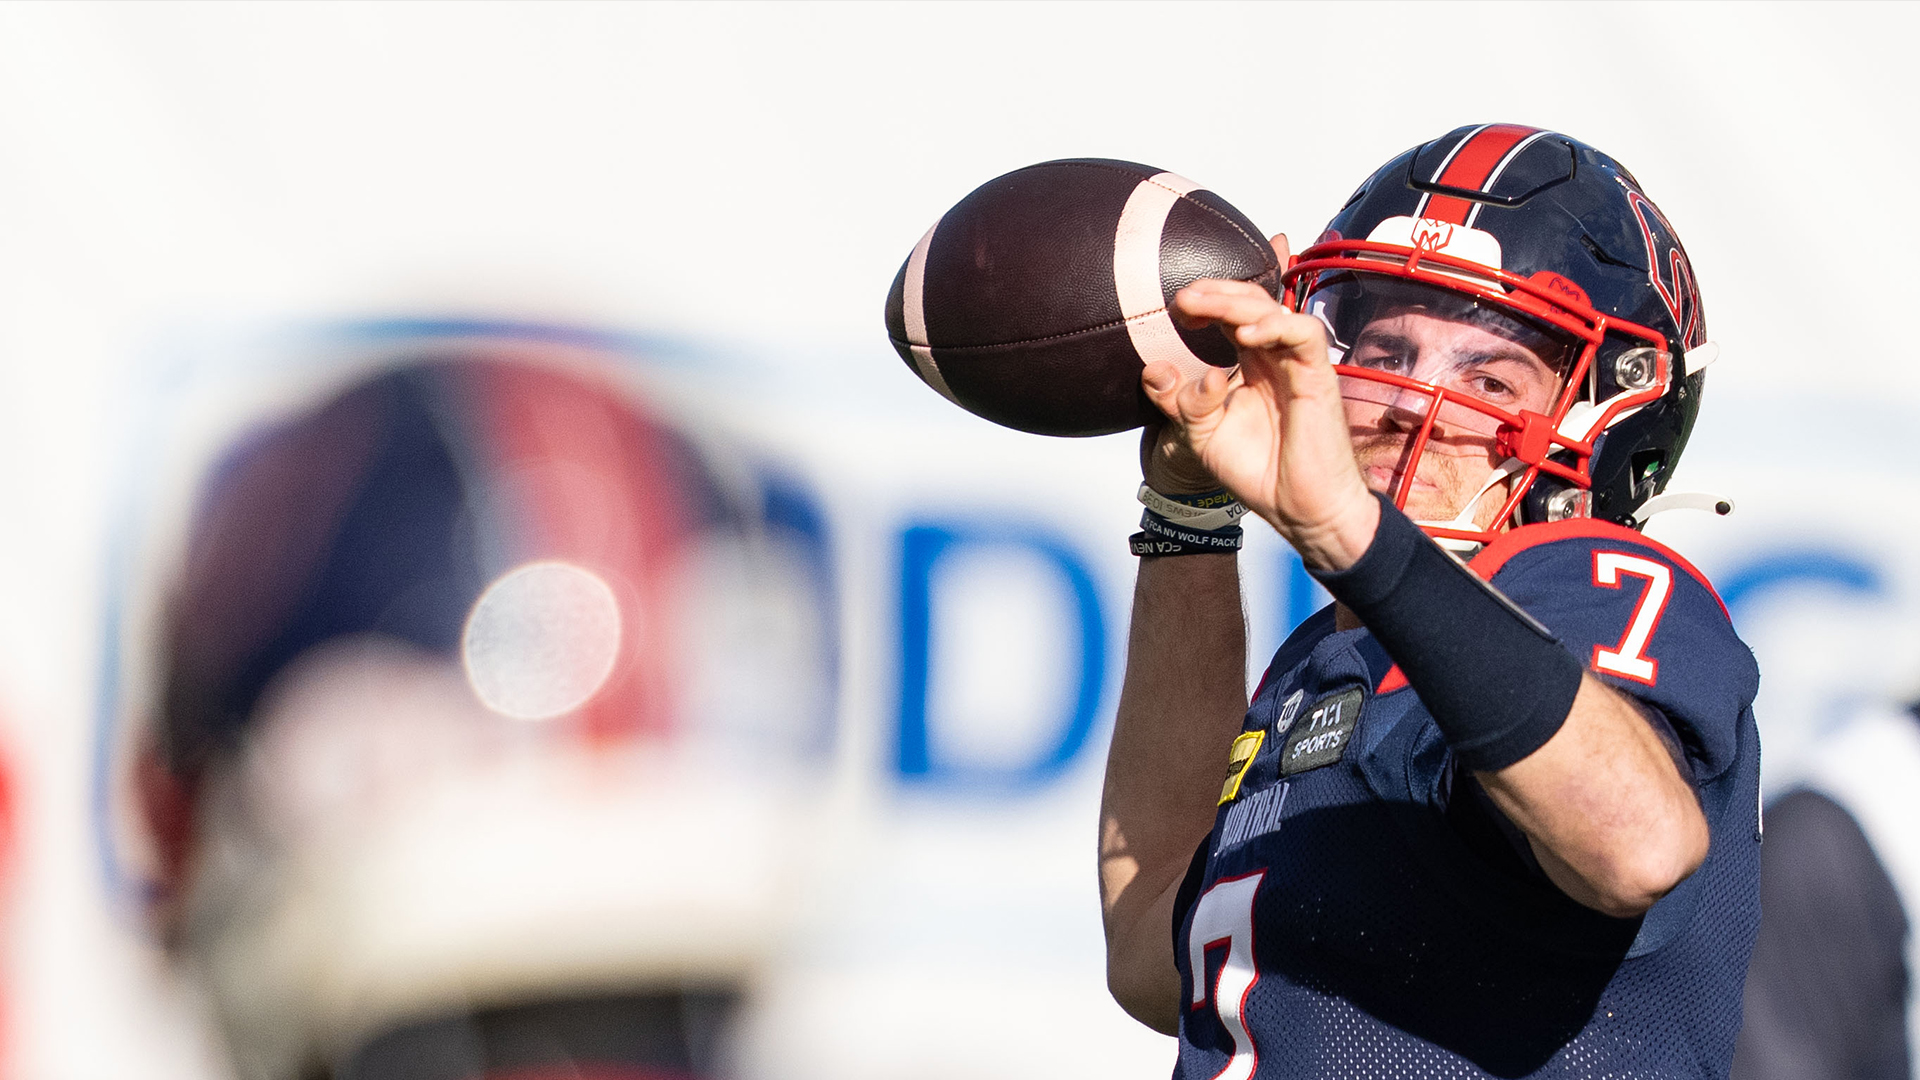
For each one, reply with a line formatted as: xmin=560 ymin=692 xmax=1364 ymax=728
xmin=1284 ymin=236 xmax=1674 ymax=548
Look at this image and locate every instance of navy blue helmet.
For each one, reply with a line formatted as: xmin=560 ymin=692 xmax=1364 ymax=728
xmin=1284 ymin=123 xmax=1712 ymax=547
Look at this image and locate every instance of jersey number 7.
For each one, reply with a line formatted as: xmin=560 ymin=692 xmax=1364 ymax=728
xmin=1591 ymin=551 xmax=1672 ymax=685
xmin=1187 ymin=870 xmax=1265 ymax=1080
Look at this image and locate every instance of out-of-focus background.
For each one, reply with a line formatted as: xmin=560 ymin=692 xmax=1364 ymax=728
xmin=0 ymin=2 xmax=1915 ymax=1077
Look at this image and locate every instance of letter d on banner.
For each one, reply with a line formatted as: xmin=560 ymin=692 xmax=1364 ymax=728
xmin=896 ymin=522 xmax=1106 ymax=789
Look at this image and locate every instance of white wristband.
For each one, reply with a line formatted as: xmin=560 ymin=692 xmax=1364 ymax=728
xmin=1136 ymin=484 xmax=1248 ymax=532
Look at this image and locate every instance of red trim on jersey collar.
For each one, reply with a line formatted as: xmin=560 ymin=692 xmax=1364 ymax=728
xmin=1373 ymin=517 xmax=1726 ymax=698
xmin=1469 ymin=518 xmax=1729 ymax=620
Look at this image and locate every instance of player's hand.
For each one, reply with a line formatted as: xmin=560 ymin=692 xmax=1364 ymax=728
xmin=1139 ymin=367 xmax=1243 ymax=497
xmin=1141 ymin=235 xmax=1381 ymax=571
xmin=1140 ymin=419 xmax=1220 ymax=497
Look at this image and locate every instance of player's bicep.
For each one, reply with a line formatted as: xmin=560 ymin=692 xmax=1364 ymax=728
xmin=1627 ymin=694 xmax=1697 ymax=790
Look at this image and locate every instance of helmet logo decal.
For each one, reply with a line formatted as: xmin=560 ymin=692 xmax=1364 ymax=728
xmin=1414 ymin=220 xmax=1456 ymax=252
xmin=1413 ymin=123 xmax=1548 ymax=226
xmin=1528 ymin=270 xmax=1591 ymax=309
xmin=1626 ymin=190 xmax=1704 ymax=349
xmin=1365 ymin=216 xmax=1504 ymax=271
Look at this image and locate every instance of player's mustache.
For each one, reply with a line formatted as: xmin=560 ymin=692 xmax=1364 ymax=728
xmin=1350 ymin=431 xmax=1499 ymax=484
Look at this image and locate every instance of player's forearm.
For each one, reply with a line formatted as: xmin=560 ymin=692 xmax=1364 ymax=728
xmin=1315 ymin=497 xmax=1708 ymax=916
xmin=1100 ymin=552 xmax=1247 ymax=1029
xmin=1477 ymin=675 xmax=1708 ymax=917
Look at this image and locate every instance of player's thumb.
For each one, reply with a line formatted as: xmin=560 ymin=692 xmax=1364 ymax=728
xmin=1174 ymin=365 xmax=1231 ymax=426
xmin=1141 ymin=361 xmax=1185 ymax=420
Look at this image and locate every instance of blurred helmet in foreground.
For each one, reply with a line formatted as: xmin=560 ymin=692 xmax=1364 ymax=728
xmin=122 ymin=344 xmax=837 ymax=1079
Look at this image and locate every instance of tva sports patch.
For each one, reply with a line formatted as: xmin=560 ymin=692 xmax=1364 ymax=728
xmin=1280 ymin=687 xmax=1364 ymax=776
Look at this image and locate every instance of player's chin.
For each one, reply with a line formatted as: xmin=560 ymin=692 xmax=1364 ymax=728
xmin=1372 ymin=470 xmax=1489 ymax=524
xmin=1416 ymin=478 xmax=1512 ymax=528
xmin=1400 ymin=494 xmax=1466 ymax=523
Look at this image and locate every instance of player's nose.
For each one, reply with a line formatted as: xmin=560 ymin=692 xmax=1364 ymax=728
xmin=1381 ymin=387 xmax=1431 ymax=431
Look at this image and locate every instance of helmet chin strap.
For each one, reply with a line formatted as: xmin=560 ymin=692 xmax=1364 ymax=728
xmin=1412 ymin=458 xmax=1525 ymax=554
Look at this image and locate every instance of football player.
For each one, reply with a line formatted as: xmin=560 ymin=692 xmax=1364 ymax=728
xmin=1100 ymin=125 xmax=1759 ymax=1078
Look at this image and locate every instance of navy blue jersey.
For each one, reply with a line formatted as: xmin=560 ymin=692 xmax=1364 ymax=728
xmin=1172 ymin=520 xmax=1762 ymax=1079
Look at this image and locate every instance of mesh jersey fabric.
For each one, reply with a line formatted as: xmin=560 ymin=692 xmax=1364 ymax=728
xmin=1172 ymin=521 xmax=1762 ymax=1079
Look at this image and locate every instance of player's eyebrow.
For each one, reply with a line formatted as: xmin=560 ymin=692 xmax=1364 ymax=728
xmin=1447 ymin=347 xmax=1564 ymax=398
xmin=1455 ymin=346 xmax=1551 ymax=372
xmin=1354 ymin=326 xmax=1560 ymax=389
xmin=1352 ymin=328 xmax=1414 ymax=354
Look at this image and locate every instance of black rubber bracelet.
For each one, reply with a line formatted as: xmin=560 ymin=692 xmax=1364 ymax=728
xmin=1309 ymin=492 xmax=1583 ymax=771
xmin=1130 ymin=531 xmax=1235 ymax=557
xmin=1139 ymin=509 xmax=1244 ymax=549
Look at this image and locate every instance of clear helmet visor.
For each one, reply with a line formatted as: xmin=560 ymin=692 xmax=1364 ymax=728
xmin=1332 ymin=376 xmax=1511 ymax=440
xmin=1301 ymin=273 xmax=1588 ymax=540
xmin=1303 ymin=272 xmax=1580 ymax=430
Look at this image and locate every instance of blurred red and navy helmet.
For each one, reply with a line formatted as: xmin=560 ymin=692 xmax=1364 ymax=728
xmin=1284 ymin=123 xmax=1713 ymax=547
xmin=109 ymin=337 xmax=841 ymax=1080
xmin=137 ymin=349 xmax=837 ymax=902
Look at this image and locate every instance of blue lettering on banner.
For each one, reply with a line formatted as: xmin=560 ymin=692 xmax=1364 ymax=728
xmin=757 ymin=467 xmax=840 ymax=757
xmin=896 ymin=522 xmax=1106 ymax=789
xmin=1719 ymin=549 xmax=1885 ymax=628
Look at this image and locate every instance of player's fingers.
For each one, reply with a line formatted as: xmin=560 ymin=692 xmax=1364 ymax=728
xmin=1171 ymin=305 xmax=1217 ymax=331
xmin=1174 ymin=364 xmax=1232 ymax=425
xmin=1174 ymin=280 xmax=1274 ymax=313
xmin=1174 ymin=283 xmax=1284 ymax=330
xmin=1140 ymin=359 xmax=1187 ymax=419
xmin=1235 ymin=307 xmax=1329 ymax=356
xmin=1268 ymin=233 xmax=1291 ymax=265
xmin=1185 ymin=275 xmax=1272 ymax=295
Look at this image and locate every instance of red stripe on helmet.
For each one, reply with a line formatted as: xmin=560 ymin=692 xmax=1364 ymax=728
xmin=1420 ymin=194 xmax=1473 ymax=225
xmin=470 ymin=362 xmax=689 ymax=744
xmin=1420 ymin=124 xmax=1542 ymax=225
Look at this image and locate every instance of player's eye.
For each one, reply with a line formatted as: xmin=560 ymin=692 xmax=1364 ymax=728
xmin=1467 ymin=372 xmax=1515 ymax=400
xmin=1351 ymin=345 xmax=1411 ymax=373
